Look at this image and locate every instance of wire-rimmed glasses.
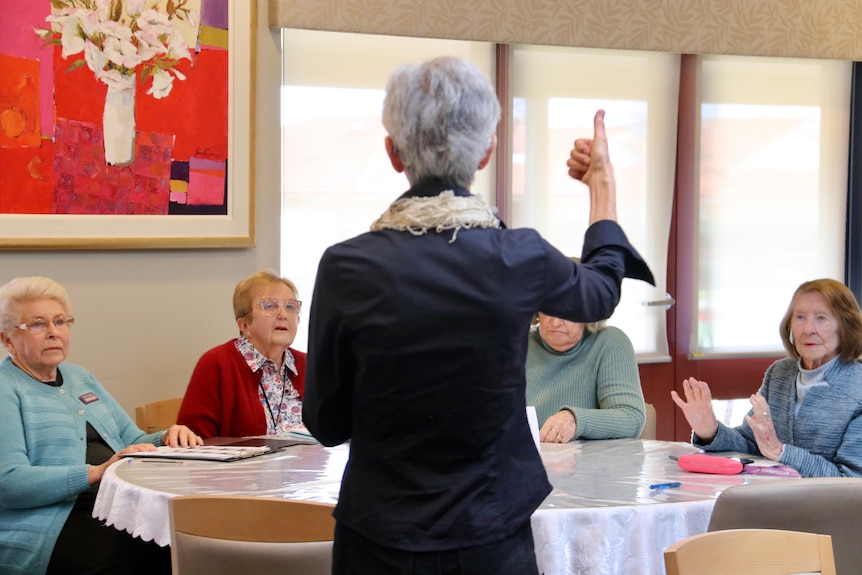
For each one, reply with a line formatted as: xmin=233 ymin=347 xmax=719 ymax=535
xmin=16 ymin=316 xmax=75 ymax=334
xmin=257 ymin=299 xmax=302 ymax=317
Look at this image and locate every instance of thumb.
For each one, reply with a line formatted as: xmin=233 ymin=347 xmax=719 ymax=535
xmin=592 ymin=109 xmax=607 ymax=144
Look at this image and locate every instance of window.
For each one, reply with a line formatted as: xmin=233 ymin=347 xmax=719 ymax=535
xmin=509 ymin=46 xmax=679 ymax=360
xmin=280 ymin=30 xmax=495 ymax=351
xmin=693 ymin=55 xmax=850 ymax=356
xmin=279 ymin=34 xmax=852 ymax=366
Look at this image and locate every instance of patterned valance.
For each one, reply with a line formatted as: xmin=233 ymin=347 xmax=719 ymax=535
xmin=269 ymin=0 xmax=862 ymax=60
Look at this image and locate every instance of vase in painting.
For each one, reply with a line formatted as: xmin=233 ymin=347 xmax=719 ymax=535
xmin=103 ymin=74 xmax=136 ymax=165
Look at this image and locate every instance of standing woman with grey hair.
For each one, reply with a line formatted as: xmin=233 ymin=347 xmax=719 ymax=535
xmin=304 ymin=56 xmax=654 ymax=575
xmin=0 ymin=276 xmax=202 ymax=575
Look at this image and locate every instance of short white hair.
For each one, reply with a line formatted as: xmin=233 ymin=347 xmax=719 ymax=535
xmin=0 ymin=277 xmax=72 ymax=336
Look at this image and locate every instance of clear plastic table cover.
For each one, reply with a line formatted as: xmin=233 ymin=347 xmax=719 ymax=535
xmin=94 ymin=443 xmax=348 ymax=547
xmin=93 ymin=438 xmax=792 ymax=574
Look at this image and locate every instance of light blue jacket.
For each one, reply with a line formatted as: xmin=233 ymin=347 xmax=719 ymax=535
xmin=696 ymin=357 xmax=862 ymax=478
xmin=0 ymin=357 xmax=162 ymax=575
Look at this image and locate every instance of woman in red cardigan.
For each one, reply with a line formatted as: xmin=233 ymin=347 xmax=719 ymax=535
xmin=177 ymin=269 xmax=306 ymax=438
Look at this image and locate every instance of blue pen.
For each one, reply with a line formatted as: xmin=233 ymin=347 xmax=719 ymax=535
xmin=649 ymin=481 xmax=681 ymax=489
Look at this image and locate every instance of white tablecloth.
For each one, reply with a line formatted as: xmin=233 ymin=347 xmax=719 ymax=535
xmin=93 ymin=443 xmax=346 ymax=547
xmin=530 ymin=439 xmax=789 ymax=575
xmin=93 ymin=438 xmax=790 ymax=575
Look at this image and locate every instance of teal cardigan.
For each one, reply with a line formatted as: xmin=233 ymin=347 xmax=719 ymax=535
xmin=0 ymin=356 xmax=162 ymax=575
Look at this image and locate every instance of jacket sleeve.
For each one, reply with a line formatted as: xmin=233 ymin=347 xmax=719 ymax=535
xmin=302 ymin=249 xmax=354 ymax=446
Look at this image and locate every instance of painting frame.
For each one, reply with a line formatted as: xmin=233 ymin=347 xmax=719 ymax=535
xmin=0 ymin=1 xmax=256 ymax=250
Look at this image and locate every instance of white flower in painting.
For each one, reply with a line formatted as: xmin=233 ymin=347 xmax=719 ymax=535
xmin=82 ymin=40 xmax=106 ymax=76
xmin=137 ymin=9 xmax=174 ymax=37
xmin=166 ymin=33 xmax=191 ymax=62
xmin=99 ymin=68 xmax=136 ymax=92
xmin=136 ymin=10 xmax=191 ymax=62
xmin=92 ymin=0 xmax=113 ymax=22
xmin=44 ymin=12 xmax=86 ymax=57
xmin=125 ymin=0 xmax=146 ymax=17
xmin=147 ymin=67 xmax=175 ymax=99
xmin=37 ymin=0 xmax=194 ymax=98
xmin=78 ymin=8 xmax=103 ymax=38
xmin=102 ymin=21 xmax=142 ymax=70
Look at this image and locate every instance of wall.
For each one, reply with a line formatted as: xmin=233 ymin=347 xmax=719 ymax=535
xmin=0 ymin=1 xmax=283 ymax=416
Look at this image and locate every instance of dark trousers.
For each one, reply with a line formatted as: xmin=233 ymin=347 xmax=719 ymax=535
xmin=46 ymin=503 xmax=171 ymax=575
xmin=332 ymin=520 xmax=540 ymax=575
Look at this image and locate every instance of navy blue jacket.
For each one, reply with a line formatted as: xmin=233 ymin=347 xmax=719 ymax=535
xmin=303 ymin=180 xmax=654 ymax=552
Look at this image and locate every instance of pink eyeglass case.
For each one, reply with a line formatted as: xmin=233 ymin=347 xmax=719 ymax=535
xmin=677 ymin=453 xmax=744 ymax=475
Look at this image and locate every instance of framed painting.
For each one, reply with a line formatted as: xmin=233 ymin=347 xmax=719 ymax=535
xmin=0 ymin=0 xmax=255 ymax=249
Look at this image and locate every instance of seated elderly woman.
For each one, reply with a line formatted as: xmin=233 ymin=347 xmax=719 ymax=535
xmin=0 ymin=276 xmax=202 ymax=575
xmin=177 ymin=269 xmax=306 ymax=438
xmin=672 ymin=278 xmax=862 ymax=478
xmin=526 ymin=312 xmax=646 ymax=442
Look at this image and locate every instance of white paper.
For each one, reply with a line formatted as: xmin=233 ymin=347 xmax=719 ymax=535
xmin=526 ymin=405 xmax=541 ymax=452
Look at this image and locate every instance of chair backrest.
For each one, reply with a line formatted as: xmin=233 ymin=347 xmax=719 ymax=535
xmin=707 ymin=477 xmax=862 ymax=575
xmin=638 ymin=402 xmax=657 ymax=439
xmin=169 ymin=495 xmax=336 ymax=575
xmin=135 ymin=397 xmax=183 ymax=433
xmin=664 ymin=528 xmax=836 ymax=575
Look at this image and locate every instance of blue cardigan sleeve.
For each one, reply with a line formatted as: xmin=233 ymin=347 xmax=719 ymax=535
xmin=696 ymin=359 xmax=862 ymax=477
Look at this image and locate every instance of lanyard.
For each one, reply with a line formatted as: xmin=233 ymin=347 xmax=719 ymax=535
xmin=259 ymin=378 xmax=288 ymax=432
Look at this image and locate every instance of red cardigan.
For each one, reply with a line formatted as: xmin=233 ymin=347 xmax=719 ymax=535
xmin=177 ymin=340 xmax=306 ymax=439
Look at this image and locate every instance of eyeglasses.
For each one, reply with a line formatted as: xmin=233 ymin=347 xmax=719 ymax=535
xmin=16 ymin=316 xmax=75 ymax=334
xmin=257 ymin=299 xmax=302 ymax=317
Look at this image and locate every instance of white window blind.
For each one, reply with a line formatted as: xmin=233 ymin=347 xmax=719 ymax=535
xmin=693 ymin=55 xmax=850 ymax=357
xmin=509 ymin=46 xmax=679 ymax=361
xmin=280 ymin=30 xmax=495 ymax=351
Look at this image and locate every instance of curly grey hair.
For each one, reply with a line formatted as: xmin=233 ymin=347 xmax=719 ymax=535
xmin=382 ymin=56 xmax=501 ymax=188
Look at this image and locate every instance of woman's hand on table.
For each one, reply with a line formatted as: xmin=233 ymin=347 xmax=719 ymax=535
xmin=744 ymin=394 xmax=783 ymax=460
xmin=541 ymin=410 xmax=576 ymax=443
xmin=670 ymin=377 xmax=719 ymax=441
xmin=87 ymin=443 xmax=158 ymax=484
xmin=161 ymin=424 xmax=204 ymax=448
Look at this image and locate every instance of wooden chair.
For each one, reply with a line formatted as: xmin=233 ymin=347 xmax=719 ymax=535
xmin=707 ymin=477 xmax=862 ymax=575
xmin=169 ymin=495 xmax=336 ymax=575
xmin=135 ymin=397 xmax=183 ymax=433
xmin=664 ymin=528 xmax=836 ymax=575
xmin=638 ymin=402 xmax=657 ymax=439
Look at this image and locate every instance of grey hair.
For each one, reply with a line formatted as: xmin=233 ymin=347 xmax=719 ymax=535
xmin=0 ymin=277 xmax=73 ymax=337
xmin=530 ymin=315 xmax=607 ymax=334
xmin=584 ymin=320 xmax=607 ymax=334
xmin=382 ymin=56 xmax=501 ymax=188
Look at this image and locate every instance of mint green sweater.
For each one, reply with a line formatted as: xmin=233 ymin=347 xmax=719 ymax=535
xmin=0 ymin=357 xmax=162 ymax=575
xmin=525 ymin=326 xmax=645 ymax=439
